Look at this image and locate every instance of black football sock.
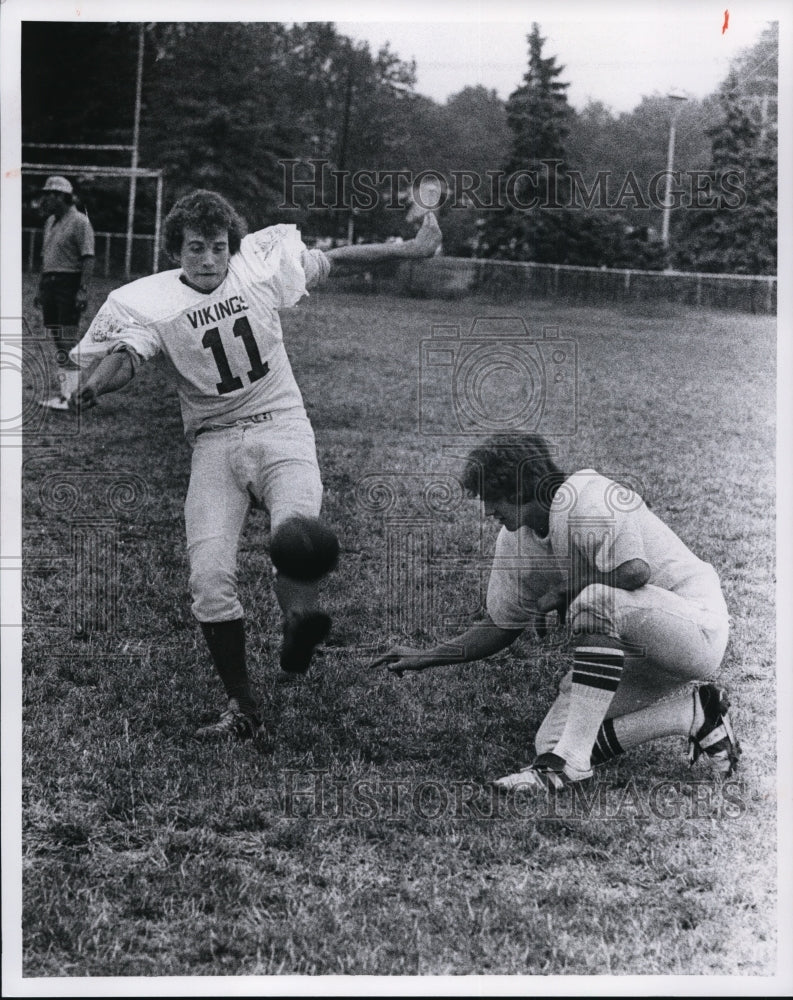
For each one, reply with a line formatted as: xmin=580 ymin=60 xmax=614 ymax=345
xmin=200 ymin=619 xmax=259 ymax=718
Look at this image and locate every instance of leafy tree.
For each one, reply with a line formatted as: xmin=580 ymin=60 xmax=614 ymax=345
xmin=22 ymin=21 xmax=421 ymax=242
xmin=440 ymin=86 xmax=511 ymax=176
xmin=21 ymin=22 xmax=147 ymax=231
xmin=140 ymin=23 xmax=303 ymax=231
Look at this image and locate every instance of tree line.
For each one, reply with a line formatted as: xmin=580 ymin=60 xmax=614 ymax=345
xmin=22 ymin=20 xmax=777 ymax=274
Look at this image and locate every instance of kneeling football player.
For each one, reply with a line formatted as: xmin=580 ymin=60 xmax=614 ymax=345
xmin=372 ymin=433 xmax=740 ymax=789
xmin=69 ymin=189 xmax=442 ymax=740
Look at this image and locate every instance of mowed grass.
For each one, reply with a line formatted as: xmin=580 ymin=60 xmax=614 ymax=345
xmin=19 ymin=275 xmax=776 ymax=977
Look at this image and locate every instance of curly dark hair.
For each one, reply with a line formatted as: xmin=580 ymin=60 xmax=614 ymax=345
xmin=164 ymin=189 xmax=248 ymax=258
xmin=461 ymin=433 xmax=566 ymax=507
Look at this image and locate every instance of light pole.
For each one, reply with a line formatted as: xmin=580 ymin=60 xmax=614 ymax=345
xmin=661 ymin=92 xmax=688 ymax=258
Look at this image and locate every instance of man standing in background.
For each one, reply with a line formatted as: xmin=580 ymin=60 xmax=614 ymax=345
xmin=35 ymin=175 xmax=95 ymax=410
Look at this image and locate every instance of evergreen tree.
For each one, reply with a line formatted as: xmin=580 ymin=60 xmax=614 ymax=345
xmin=673 ymin=23 xmax=777 ymax=274
xmin=476 ymin=23 xmax=575 ymax=263
xmin=504 ymin=23 xmax=572 ymax=171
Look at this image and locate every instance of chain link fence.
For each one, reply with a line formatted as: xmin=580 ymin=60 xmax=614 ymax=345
xmin=394 ymin=258 xmax=777 ymax=314
xmin=23 ymin=229 xmax=776 ymax=313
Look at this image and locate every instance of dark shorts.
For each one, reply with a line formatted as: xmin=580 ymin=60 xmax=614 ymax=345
xmin=39 ymin=272 xmax=83 ymax=328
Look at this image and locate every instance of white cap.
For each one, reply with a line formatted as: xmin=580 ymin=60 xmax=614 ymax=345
xmin=42 ymin=176 xmax=73 ymax=194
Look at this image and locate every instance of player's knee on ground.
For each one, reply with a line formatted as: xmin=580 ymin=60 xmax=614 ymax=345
xmin=270 ymin=515 xmax=339 ymax=582
xmin=569 ymin=582 xmax=622 ymax=637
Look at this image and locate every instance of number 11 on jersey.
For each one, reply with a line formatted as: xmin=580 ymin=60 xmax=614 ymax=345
xmin=202 ymin=315 xmax=269 ymax=395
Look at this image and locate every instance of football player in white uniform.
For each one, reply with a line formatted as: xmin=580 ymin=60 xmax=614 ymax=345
xmin=372 ymin=434 xmax=740 ymax=790
xmin=69 ymin=189 xmax=441 ymax=740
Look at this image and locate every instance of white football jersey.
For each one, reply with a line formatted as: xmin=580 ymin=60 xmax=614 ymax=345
xmin=486 ymin=470 xmax=727 ymax=629
xmin=71 ymin=225 xmax=330 ymax=442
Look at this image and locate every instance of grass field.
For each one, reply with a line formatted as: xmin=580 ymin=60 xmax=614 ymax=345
xmin=17 ymin=275 xmax=776 ymax=979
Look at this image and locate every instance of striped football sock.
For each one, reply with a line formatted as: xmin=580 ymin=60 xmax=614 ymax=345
xmin=552 ymin=644 xmax=625 ymax=772
xmin=591 ymin=718 xmax=625 ymax=766
xmin=591 ymin=689 xmax=695 ymax=766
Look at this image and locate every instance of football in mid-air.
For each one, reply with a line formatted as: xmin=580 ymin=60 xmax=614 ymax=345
xmin=270 ymin=515 xmax=340 ymax=581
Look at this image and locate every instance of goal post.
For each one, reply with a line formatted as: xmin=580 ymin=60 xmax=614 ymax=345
xmin=22 ymin=157 xmax=164 ymax=274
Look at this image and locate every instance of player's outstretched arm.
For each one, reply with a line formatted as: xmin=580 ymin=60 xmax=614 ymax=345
xmin=68 ymin=350 xmax=136 ymax=413
xmin=324 ymin=212 xmax=441 ymax=268
xmin=369 ymin=614 xmax=522 ymax=676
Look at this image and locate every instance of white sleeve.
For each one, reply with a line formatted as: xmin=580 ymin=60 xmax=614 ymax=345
xmin=301 ymin=248 xmax=331 ymax=289
xmin=567 ymin=478 xmax=648 ymax=573
xmin=486 ymin=528 xmax=562 ymax=630
xmin=242 ymin=225 xmax=314 ymax=308
xmin=69 ymin=296 xmax=161 ymax=369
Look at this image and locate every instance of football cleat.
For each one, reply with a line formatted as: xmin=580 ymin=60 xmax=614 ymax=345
xmin=195 ymin=700 xmax=261 ymax=741
xmin=689 ymin=683 xmax=741 ymax=776
xmin=38 ymin=395 xmax=71 ymax=411
xmin=280 ymin=610 xmax=331 ymax=675
xmin=493 ymin=752 xmax=593 ymax=793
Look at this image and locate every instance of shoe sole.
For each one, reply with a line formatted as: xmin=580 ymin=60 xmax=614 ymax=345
xmin=692 ymin=686 xmax=742 ymax=775
xmin=37 ymin=400 xmax=71 ymax=411
xmin=280 ymin=611 xmax=331 ymax=674
xmin=494 ymin=753 xmax=592 ymax=794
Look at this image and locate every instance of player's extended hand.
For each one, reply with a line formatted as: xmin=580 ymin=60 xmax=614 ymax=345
xmin=406 ymin=212 xmax=442 ymax=258
xmin=67 ymin=384 xmax=98 ymax=415
xmin=369 ymin=645 xmax=436 ymax=677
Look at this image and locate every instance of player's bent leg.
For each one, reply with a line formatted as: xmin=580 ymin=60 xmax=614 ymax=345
xmin=589 ymin=683 xmax=741 ymax=776
xmin=535 ymin=671 xmax=695 ymax=771
xmin=271 ymin=520 xmax=337 ymax=676
xmin=576 ymin=585 xmax=737 ymax=773
xmin=240 ymin=415 xmax=333 ymax=676
xmin=601 ymin=586 xmax=736 ymax=772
